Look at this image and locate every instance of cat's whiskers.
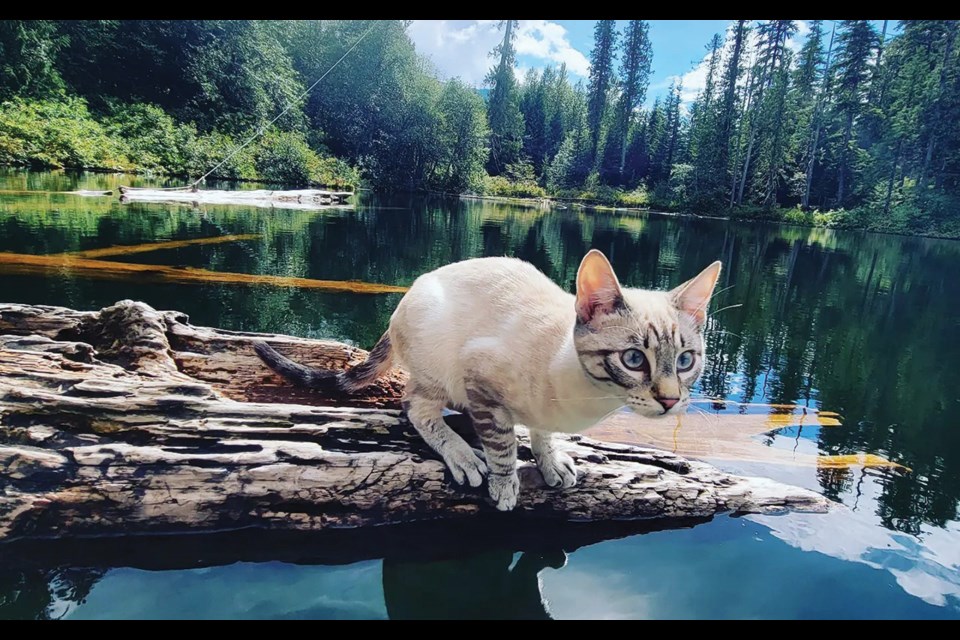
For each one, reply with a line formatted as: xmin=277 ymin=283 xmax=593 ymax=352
xmin=712 ymin=329 xmax=744 ymax=340
xmin=710 ymin=283 xmax=737 ymax=299
xmin=595 ymin=403 xmax=630 ymax=424
xmin=550 ymin=395 xmax=623 ymax=402
xmin=690 ymin=404 xmax=715 ymax=420
xmin=692 ymin=284 xmax=737 ymax=322
xmin=709 ymin=303 xmax=744 ymax=316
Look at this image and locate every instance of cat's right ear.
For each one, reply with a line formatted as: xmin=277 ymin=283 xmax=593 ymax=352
xmin=576 ymin=249 xmax=624 ymax=323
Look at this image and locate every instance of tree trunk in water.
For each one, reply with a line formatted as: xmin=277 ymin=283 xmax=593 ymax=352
xmin=0 ymin=301 xmax=828 ymax=542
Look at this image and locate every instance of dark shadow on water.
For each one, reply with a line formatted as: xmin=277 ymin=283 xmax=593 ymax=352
xmin=383 ymin=550 xmax=565 ymax=620
xmin=0 ymin=516 xmax=709 ymax=620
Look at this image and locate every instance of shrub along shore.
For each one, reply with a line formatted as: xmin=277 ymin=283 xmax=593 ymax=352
xmin=0 ymin=97 xmax=358 ymax=189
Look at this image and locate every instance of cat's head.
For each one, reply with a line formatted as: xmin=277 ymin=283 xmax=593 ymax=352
xmin=572 ymin=249 xmax=722 ymax=418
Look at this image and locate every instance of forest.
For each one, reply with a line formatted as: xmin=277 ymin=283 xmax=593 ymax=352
xmin=1 ymin=20 xmax=959 ymax=236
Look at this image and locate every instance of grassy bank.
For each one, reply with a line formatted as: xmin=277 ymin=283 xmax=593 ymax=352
xmin=0 ymin=97 xmax=359 ymax=190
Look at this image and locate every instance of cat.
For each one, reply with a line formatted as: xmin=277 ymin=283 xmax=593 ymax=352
xmin=254 ymin=250 xmax=721 ymax=511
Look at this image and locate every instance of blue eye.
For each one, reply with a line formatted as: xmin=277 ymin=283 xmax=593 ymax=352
xmin=677 ymin=351 xmax=696 ymax=372
xmin=620 ymin=348 xmax=647 ymax=371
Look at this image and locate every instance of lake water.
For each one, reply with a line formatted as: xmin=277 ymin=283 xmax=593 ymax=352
xmin=1 ymin=169 xmax=959 ymax=619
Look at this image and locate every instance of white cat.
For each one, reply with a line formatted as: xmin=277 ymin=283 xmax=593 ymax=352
xmin=255 ymin=250 xmax=721 ymax=511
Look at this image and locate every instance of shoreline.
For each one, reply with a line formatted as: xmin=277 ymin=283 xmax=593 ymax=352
xmin=458 ymin=192 xmax=960 ymax=242
xmin=3 ymin=164 xmax=958 ymax=242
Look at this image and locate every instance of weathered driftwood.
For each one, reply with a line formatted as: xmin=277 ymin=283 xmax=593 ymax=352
xmin=118 ymin=186 xmax=353 ymax=209
xmin=0 ymin=300 xmax=828 ymax=542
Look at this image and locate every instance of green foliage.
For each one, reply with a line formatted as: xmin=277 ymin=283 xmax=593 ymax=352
xmin=0 ymin=97 xmax=130 ymax=170
xmin=0 ymin=21 xmax=65 ymax=101
xmin=186 ymin=131 xmax=257 ymax=181
xmin=484 ymin=161 xmax=547 ymax=199
xmin=433 ymin=80 xmax=489 ymax=192
xmin=604 ymin=20 xmax=652 ymax=185
xmin=255 ymin=130 xmax=358 ymax=188
xmin=105 ymin=103 xmax=197 ymax=173
xmin=0 ymin=97 xmax=357 ymax=188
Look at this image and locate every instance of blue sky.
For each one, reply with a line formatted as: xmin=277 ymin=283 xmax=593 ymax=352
xmin=408 ymin=20 xmax=895 ymax=108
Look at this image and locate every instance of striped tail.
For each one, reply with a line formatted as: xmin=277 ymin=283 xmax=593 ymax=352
xmin=253 ymin=332 xmax=394 ymax=393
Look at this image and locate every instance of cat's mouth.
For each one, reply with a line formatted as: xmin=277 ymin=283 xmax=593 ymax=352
xmin=627 ymin=398 xmax=687 ymax=418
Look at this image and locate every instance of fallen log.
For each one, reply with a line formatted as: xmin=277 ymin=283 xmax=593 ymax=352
xmin=0 ymin=300 xmax=828 ymax=542
xmin=118 ymin=186 xmax=353 ymax=209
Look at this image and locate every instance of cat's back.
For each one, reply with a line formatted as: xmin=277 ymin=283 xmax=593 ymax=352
xmin=405 ymin=256 xmax=565 ymax=307
xmin=389 ymin=256 xmax=572 ymax=380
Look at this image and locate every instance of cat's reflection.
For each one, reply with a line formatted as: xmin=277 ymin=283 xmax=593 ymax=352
xmin=382 ymin=549 xmax=567 ymax=620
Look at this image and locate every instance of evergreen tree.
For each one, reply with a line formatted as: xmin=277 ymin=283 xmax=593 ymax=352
xmin=688 ymin=34 xmax=724 ymax=203
xmin=485 ymin=20 xmax=525 ymax=175
xmin=586 ymin=20 xmax=618 ymax=160
xmin=787 ymin=20 xmax=827 ymax=208
xmin=610 ymin=20 xmax=653 ymax=181
xmin=718 ymin=20 xmax=749 ymax=206
xmin=733 ymin=20 xmax=796 ymax=206
xmin=831 ymin=20 xmax=878 ymax=206
xmin=519 ymin=68 xmax=549 ymax=174
xmin=546 ymin=84 xmax=592 ymax=190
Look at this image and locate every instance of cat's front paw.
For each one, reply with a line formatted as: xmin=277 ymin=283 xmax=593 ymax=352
xmin=488 ymin=471 xmax=520 ymax=511
xmin=441 ymin=444 xmax=488 ymax=487
xmin=536 ymin=450 xmax=577 ymax=489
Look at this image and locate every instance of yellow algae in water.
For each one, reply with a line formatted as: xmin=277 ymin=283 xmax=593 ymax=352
xmin=587 ymin=400 xmax=899 ymax=470
xmin=818 ymin=454 xmax=911 ymax=472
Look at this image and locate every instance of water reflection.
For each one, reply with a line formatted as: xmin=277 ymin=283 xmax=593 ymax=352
xmin=0 ymin=519 xmax=699 ymax=620
xmin=2 ymin=169 xmax=960 ymax=619
xmin=2 ymin=515 xmax=956 ymax=620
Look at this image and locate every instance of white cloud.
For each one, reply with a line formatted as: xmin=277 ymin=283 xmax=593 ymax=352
xmin=407 ymin=20 xmax=589 ymax=87
xmin=789 ymin=20 xmax=811 ymax=53
xmin=407 ymin=20 xmax=502 ymax=86
xmin=671 ymin=21 xmax=733 ymax=107
xmin=514 ymin=20 xmax=591 ymax=77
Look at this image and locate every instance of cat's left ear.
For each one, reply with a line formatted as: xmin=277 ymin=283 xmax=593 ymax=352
xmin=671 ymin=261 xmax=723 ymax=328
xmin=576 ymin=249 xmax=624 ymax=323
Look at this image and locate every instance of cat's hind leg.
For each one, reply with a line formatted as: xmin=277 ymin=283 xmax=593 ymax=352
xmin=403 ymin=381 xmax=488 ymax=487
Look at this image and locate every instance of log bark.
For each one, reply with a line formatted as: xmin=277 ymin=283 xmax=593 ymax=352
xmin=0 ymin=300 xmax=828 ymax=542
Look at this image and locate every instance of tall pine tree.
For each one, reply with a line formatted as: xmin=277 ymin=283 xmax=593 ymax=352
xmin=485 ymin=20 xmax=525 ymax=175
xmin=586 ymin=20 xmax=618 ymax=164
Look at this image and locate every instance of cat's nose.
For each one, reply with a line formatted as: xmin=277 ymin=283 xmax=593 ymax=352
xmin=655 ymin=397 xmax=679 ymax=411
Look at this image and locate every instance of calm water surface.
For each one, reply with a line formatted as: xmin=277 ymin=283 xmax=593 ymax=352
xmin=1 ymin=169 xmax=959 ymax=619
